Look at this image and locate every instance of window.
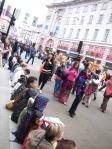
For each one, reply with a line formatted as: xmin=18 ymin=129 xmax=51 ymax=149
xmin=102 ymin=29 xmax=110 ymax=42
xmin=68 ymin=8 xmax=73 ymax=14
xmin=57 ymin=16 xmax=62 ymax=24
xmin=97 ymin=14 xmax=104 ymax=24
xmin=62 ymin=28 xmax=66 ymax=37
xmin=23 ymin=13 xmax=30 ymax=24
xmin=68 ymin=28 xmax=73 ymax=38
xmin=65 ymin=17 xmax=70 ymax=25
xmin=83 ymin=6 xmax=88 ymax=12
xmin=75 ymin=29 xmax=81 ymax=39
xmin=101 ymin=2 xmax=108 ymax=10
xmin=108 ymin=13 xmax=112 ymax=23
xmin=72 ymin=17 xmax=76 ymax=25
xmin=88 ymin=15 xmax=94 ymax=24
xmin=92 ymin=29 xmax=99 ymax=41
xmin=54 ymin=26 xmax=60 ymax=36
xmin=83 ymin=29 xmax=89 ymax=40
xmin=92 ymin=4 xmax=97 ymax=11
xmin=46 ymin=16 xmax=51 ymax=22
xmin=45 ymin=25 xmax=48 ymax=30
xmin=79 ymin=16 xmax=85 ymax=25
xmin=76 ymin=7 xmax=81 ymax=13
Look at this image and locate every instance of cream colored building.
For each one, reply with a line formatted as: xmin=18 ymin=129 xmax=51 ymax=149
xmin=41 ymin=0 xmax=112 ymax=70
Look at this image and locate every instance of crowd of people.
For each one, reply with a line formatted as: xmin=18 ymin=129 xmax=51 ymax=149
xmin=0 ymin=35 xmax=112 ymax=148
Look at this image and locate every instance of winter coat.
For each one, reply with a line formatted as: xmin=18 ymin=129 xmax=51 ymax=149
xmin=27 ymin=129 xmax=53 ymax=149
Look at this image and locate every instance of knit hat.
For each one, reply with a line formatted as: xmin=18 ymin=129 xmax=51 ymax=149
xmin=29 ymin=88 xmax=38 ymax=98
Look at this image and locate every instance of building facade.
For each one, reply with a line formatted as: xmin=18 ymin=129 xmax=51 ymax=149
xmin=41 ymin=0 xmax=112 ymax=69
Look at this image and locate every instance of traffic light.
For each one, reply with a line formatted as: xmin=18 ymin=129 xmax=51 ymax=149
xmin=10 ymin=15 xmax=16 ymax=26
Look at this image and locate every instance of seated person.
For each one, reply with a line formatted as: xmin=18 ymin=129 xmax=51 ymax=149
xmin=13 ymin=95 xmax=49 ymax=144
xmin=27 ymin=123 xmax=64 ymax=149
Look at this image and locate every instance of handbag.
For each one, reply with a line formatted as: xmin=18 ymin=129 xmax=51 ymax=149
xmin=6 ymin=100 xmax=14 ymax=110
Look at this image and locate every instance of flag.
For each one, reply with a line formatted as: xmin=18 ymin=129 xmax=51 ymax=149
xmin=32 ymin=16 xmax=38 ymax=27
xmin=23 ymin=13 xmax=30 ymax=24
xmin=5 ymin=5 xmax=11 ymax=17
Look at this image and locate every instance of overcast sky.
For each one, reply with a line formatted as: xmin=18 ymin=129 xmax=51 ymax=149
xmin=4 ymin=0 xmax=53 ymax=22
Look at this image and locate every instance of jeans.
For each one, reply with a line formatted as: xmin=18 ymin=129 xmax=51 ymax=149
xmin=27 ymin=56 xmax=35 ymax=65
xmin=54 ymin=79 xmax=63 ymax=93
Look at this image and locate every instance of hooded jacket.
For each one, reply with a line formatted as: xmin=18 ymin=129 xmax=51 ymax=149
xmin=27 ymin=129 xmax=53 ymax=149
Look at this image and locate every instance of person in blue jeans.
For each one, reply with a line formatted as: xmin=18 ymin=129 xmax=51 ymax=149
xmin=54 ymin=63 xmax=65 ymax=96
xmin=27 ymin=43 xmax=36 ymax=65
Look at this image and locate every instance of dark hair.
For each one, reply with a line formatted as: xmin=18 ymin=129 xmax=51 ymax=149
xmin=27 ymin=76 xmax=37 ymax=87
xmin=24 ymin=69 xmax=30 ymax=75
xmin=56 ymin=139 xmax=76 ymax=149
xmin=25 ymin=111 xmax=43 ymax=136
xmin=32 ymin=43 xmax=36 ymax=47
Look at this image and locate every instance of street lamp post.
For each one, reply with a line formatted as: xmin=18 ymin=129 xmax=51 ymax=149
xmin=6 ymin=8 xmax=16 ymax=37
xmin=0 ymin=0 xmax=5 ymax=16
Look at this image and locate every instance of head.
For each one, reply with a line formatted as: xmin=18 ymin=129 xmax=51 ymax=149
xmin=32 ymin=95 xmax=49 ymax=113
xmin=45 ymin=123 xmax=64 ymax=143
xmin=12 ymin=57 xmax=17 ymax=65
xmin=27 ymin=76 xmax=37 ymax=88
xmin=32 ymin=43 xmax=36 ymax=48
xmin=96 ymin=69 xmax=101 ymax=75
xmin=56 ymin=139 xmax=76 ymax=149
xmin=26 ymin=111 xmax=43 ymax=131
xmin=72 ymin=61 xmax=79 ymax=70
xmin=24 ymin=69 xmax=30 ymax=76
xmin=48 ymin=53 xmax=54 ymax=60
xmin=29 ymin=88 xmax=38 ymax=99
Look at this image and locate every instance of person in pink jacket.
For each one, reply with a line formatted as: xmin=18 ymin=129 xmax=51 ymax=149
xmin=99 ymin=75 xmax=112 ymax=113
xmin=55 ymin=61 xmax=79 ymax=105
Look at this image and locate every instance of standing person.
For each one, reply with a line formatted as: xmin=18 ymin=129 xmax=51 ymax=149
xmin=27 ymin=123 xmax=64 ymax=149
xmin=12 ymin=40 xmax=19 ymax=56
xmin=25 ymin=45 xmax=30 ymax=59
xmin=56 ymin=139 xmax=76 ymax=149
xmin=0 ymin=33 xmax=4 ymax=68
xmin=55 ymin=61 xmax=79 ymax=105
xmin=99 ymin=75 xmax=112 ymax=113
xmin=27 ymin=43 xmax=36 ymax=65
xmin=69 ymin=71 xmax=88 ymax=117
xmin=38 ymin=53 xmax=54 ymax=93
xmin=2 ymin=38 xmax=11 ymax=66
xmin=54 ymin=59 xmax=66 ymax=96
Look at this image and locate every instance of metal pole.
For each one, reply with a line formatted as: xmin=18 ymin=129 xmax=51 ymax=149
xmin=6 ymin=8 xmax=16 ymax=37
xmin=0 ymin=0 xmax=5 ymax=16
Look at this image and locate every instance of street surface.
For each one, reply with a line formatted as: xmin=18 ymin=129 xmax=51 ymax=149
xmin=0 ymin=54 xmax=112 ymax=149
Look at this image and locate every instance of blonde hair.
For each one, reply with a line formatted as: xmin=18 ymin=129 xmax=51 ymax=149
xmin=45 ymin=123 xmax=64 ymax=142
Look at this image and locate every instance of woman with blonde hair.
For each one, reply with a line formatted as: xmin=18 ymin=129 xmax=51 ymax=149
xmin=27 ymin=123 xmax=64 ymax=149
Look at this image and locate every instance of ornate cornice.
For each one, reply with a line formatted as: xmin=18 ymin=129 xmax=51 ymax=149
xmin=47 ymin=0 xmax=100 ymax=8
